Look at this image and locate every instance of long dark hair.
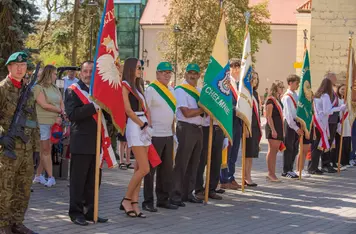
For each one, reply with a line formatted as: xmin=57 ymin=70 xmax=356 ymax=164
xmin=251 ymin=71 xmax=259 ymax=91
xmin=37 ymin=65 xmax=56 ymax=87
xmin=337 ymin=84 xmax=346 ymax=99
xmin=314 ymin=78 xmax=333 ymax=99
xmin=122 ymin=58 xmax=143 ymax=96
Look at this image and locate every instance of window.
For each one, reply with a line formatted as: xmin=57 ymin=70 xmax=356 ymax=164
xmin=115 ymin=3 xmax=145 ymax=59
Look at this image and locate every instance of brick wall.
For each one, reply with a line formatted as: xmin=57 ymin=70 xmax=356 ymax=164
xmin=310 ymin=0 xmax=356 ymax=89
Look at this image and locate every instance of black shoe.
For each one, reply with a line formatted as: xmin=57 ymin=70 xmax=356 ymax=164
xmin=244 ymin=181 xmax=258 ymax=187
xmin=209 ymin=192 xmax=222 ymax=200
xmin=170 ymin=200 xmax=186 ymax=207
xmin=157 ymin=202 xmax=179 ymax=209
xmin=315 ymin=169 xmax=324 ymax=174
xmin=85 ymin=216 xmax=109 ymax=223
xmin=188 ymin=196 xmax=203 ymax=204
xmin=281 ymin=171 xmax=298 ymax=179
xmin=322 ymin=166 xmax=337 ymax=173
xmin=71 ymin=217 xmax=89 ymax=226
xmin=142 ymin=203 xmax=158 ymax=212
xmin=215 ymin=189 xmax=225 ymax=194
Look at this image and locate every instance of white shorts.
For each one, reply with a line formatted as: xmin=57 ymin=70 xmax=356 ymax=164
xmin=39 ymin=124 xmax=51 ymax=141
xmin=126 ymin=113 xmax=151 ymax=148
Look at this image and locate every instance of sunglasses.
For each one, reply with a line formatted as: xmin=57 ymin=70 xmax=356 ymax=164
xmin=136 ymin=66 xmax=144 ymax=71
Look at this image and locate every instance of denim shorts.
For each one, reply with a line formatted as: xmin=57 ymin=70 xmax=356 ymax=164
xmin=39 ymin=124 xmax=52 ymax=141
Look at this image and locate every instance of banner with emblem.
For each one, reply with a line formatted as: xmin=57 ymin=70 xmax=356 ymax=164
xmin=236 ymin=18 xmax=253 ymax=135
xmin=199 ymin=15 xmax=233 ymax=142
xmin=347 ymin=48 xmax=356 ymax=123
xmin=89 ymin=0 xmax=126 ymax=134
xmin=296 ymin=49 xmax=313 ymax=139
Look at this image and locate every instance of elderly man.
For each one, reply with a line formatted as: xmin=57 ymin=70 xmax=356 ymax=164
xmin=169 ymin=63 xmax=205 ymax=207
xmin=0 ymin=52 xmax=40 ymax=234
xmin=65 ymin=61 xmax=110 ymax=226
xmin=142 ymin=62 xmax=178 ymax=212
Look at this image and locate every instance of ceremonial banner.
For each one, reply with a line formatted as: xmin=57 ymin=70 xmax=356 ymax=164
xmin=236 ymin=23 xmax=253 ymax=135
xmin=296 ymin=49 xmax=313 ymax=139
xmin=90 ymin=0 xmax=126 ymax=134
xmin=347 ymin=48 xmax=356 ymax=123
xmin=199 ymin=15 xmax=233 ymax=142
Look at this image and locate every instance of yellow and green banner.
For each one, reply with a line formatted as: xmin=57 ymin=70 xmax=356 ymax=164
xmin=149 ymin=80 xmax=176 ymax=113
xmin=175 ymin=84 xmax=200 ymax=103
xmin=199 ymin=15 xmax=233 ymax=142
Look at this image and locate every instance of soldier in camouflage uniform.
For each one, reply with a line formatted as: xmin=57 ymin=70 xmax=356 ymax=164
xmin=0 ymin=52 xmax=40 ymax=234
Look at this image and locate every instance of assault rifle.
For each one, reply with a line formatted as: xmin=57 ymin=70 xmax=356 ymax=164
xmin=4 ymin=63 xmax=41 ymax=159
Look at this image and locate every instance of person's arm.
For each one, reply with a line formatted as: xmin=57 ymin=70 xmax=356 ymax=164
xmin=175 ymin=88 xmax=203 ymax=118
xmin=266 ymin=103 xmax=277 ymax=137
xmin=283 ymin=96 xmax=303 ymax=135
xmin=123 ymin=86 xmax=145 ymax=128
xmin=64 ymin=88 xmax=97 ymax=122
xmin=179 ymin=107 xmax=204 ymax=118
xmin=144 ymin=87 xmax=153 ymax=126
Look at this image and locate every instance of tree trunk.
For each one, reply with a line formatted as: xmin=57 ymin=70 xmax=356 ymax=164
xmin=71 ymin=0 xmax=80 ymax=66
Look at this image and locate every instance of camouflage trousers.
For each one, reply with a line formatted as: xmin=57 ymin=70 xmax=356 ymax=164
xmin=0 ymin=149 xmax=33 ymax=227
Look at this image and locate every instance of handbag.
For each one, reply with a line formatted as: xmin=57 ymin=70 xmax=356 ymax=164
xmin=148 ymin=144 xmax=161 ymax=168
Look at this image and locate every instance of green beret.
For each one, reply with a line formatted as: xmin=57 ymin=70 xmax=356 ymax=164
xmin=186 ymin=63 xmax=200 ymax=73
xmin=157 ymin=62 xmax=173 ymax=72
xmin=5 ymin=52 xmax=28 ymax=66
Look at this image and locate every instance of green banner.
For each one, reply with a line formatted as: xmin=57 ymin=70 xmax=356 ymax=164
xmin=296 ymin=49 xmax=313 ymax=139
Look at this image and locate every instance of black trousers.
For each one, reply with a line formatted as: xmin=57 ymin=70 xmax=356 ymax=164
xmin=283 ymin=121 xmax=299 ymax=173
xmin=143 ymin=136 xmax=174 ymax=205
xmin=308 ymin=128 xmax=322 ymax=172
xmin=195 ymin=125 xmax=224 ymax=193
xmin=335 ymin=134 xmax=352 ymax=166
xmin=69 ymin=154 xmax=102 ymax=219
xmin=321 ymin=123 xmax=337 ymax=168
xmin=170 ymin=121 xmax=203 ymax=202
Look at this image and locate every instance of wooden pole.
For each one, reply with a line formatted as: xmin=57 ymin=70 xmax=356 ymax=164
xmin=337 ymin=33 xmax=353 ymax=173
xmin=71 ymin=0 xmax=80 ymax=66
xmin=241 ymin=124 xmax=247 ymax=193
xmin=204 ymin=119 xmax=214 ymax=204
xmin=298 ymin=136 xmax=303 ymax=180
xmin=93 ymin=108 xmax=102 ymax=223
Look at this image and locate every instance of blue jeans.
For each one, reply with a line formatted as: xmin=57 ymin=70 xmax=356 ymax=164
xmin=220 ymin=117 xmax=242 ymax=183
xmin=351 ymin=120 xmax=356 ymax=160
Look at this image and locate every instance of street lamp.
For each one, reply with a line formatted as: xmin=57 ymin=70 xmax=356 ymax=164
xmin=173 ymin=24 xmax=181 ymax=87
xmin=143 ymin=49 xmax=148 ymax=67
xmin=88 ymin=0 xmax=98 ymax=60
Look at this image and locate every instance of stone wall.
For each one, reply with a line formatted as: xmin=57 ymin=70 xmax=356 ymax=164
xmin=310 ymin=0 xmax=356 ymax=89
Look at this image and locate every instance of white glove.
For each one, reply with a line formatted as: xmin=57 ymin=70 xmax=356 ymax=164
xmin=337 ymin=123 xmax=342 ymax=135
xmin=173 ymin=134 xmax=179 ymax=145
xmin=340 ymin=104 xmax=347 ymax=112
xmin=140 ymin=130 xmax=151 ymax=144
xmin=92 ymin=101 xmax=100 ymax=110
xmin=223 ymin=138 xmax=229 ymax=149
xmin=145 ymin=127 xmax=154 ymax=138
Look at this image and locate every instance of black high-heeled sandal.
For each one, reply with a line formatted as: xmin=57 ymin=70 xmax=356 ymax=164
xmin=120 ymin=198 xmax=136 ymax=217
xmin=131 ymin=202 xmax=146 ymax=218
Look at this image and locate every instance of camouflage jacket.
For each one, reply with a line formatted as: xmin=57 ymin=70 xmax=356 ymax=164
xmin=0 ymin=76 xmax=40 ymax=153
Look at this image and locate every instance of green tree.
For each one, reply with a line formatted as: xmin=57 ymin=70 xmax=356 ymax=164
xmin=0 ymin=0 xmax=40 ymax=77
xmin=159 ymin=0 xmax=271 ymax=77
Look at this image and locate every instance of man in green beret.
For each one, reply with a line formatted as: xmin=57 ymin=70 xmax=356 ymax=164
xmin=169 ymin=63 xmax=205 ymax=206
xmin=0 ymin=52 xmax=40 ymax=234
xmin=142 ymin=62 xmax=179 ymax=212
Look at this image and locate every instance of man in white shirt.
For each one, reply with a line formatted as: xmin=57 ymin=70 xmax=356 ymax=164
xmin=63 ymin=70 xmax=79 ymax=93
xmin=170 ymin=63 xmax=205 ymax=207
xmin=142 ymin=62 xmax=178 ymax=212
xmin=281 ymin=74 xmax=303 ymax=179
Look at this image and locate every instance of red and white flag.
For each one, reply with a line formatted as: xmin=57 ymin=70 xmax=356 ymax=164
xmin=90 ymin=0 xmax=126 ymax=134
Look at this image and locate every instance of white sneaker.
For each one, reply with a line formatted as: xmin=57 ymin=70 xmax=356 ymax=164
xmin=33 ymin=175 xmax=47 ymax=185
xmin=350 ymin=160 xmax=356 ymax=167
xmin=301 ymin=170 xmax=311 ymax=178
xmin=45 ymin=177 xmax=56 ymax=187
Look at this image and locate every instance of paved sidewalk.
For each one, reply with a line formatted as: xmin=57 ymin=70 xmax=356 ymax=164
xmin=26 ymin=136 xmax=356 ymax=234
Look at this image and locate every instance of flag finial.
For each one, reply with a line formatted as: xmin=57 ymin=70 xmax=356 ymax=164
xmin=349 ymin=31 xmax=354 ymax=39
xmin=244 ymin=11 xmax=251 ymax=25
xmin=303 ymin=29 xmax=308 ymax=49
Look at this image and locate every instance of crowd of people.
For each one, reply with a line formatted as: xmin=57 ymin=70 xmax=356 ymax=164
xmin=0 ymin=50 xmax=355 ymax=234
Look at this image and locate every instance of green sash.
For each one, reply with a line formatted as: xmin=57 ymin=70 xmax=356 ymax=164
xmin=149 ymin=80 xmax=176 ymax=113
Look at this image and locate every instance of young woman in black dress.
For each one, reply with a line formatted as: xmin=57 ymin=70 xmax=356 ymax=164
xmin=265 ymin=80 xmax=285 ymax=182
xmin=244 ymin=72 xmax=261 ymax=186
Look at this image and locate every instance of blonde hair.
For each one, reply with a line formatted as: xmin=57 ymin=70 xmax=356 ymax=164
xmin=269 ymin=80 xmax=284 ymax=99
xmin=37 ymin=65 xmax=56 ymax=87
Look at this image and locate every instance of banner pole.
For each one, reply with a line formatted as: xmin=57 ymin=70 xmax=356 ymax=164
xmin=241 ymin=124 xmax=247 ymax=193
xmin=94 ymin=108 xmax=102 ymax=223
xmin=204 ymin=118 xmax=214 ymax=204
xmin=338 ymin=33 xmax=353 ymax=173
xmin=298 ymin=136 xmax=304 ymax=180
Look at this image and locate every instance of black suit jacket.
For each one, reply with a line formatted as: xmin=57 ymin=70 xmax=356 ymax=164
xmin=64 ymin=80 xmax=112 ymax=155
